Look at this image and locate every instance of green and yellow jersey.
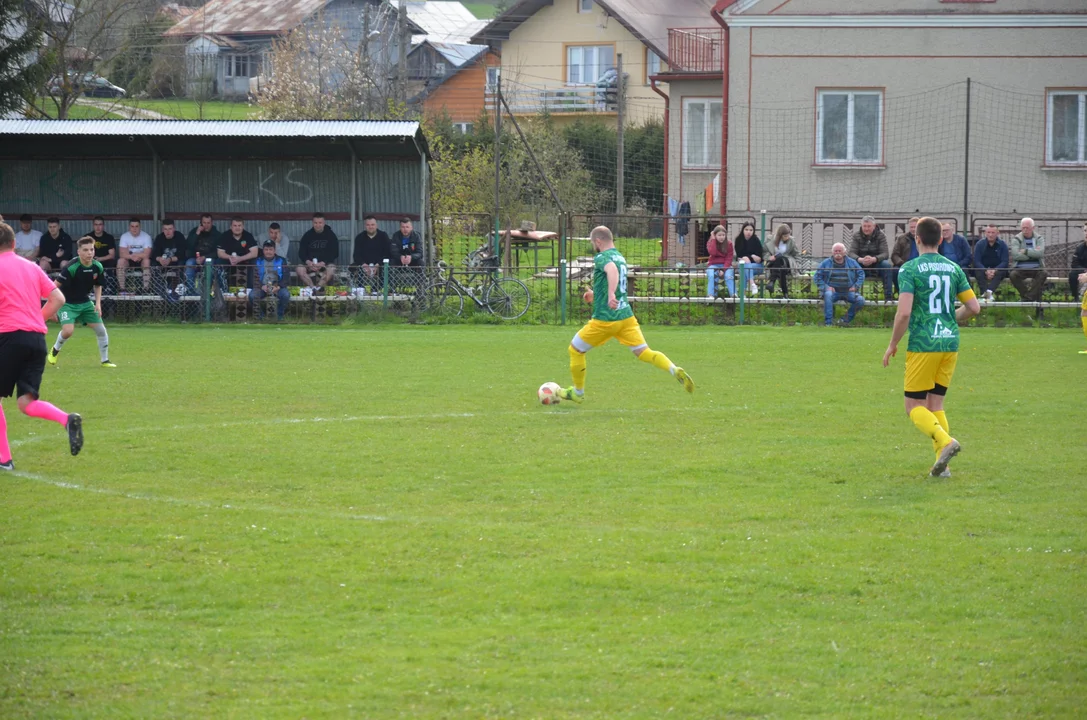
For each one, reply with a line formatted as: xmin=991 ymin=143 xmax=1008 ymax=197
xmin=58 ymin=259 xmax=104 ymax=306
xmin=898 ymin=252 xmax=974 ymax=353
xmin=591 ymin=248 xmax=634 ymax=322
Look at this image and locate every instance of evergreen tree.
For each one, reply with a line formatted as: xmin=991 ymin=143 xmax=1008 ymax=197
xmin=0 ymin=0 xmax=48 ymax=116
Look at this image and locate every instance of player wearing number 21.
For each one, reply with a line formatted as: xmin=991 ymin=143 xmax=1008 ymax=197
xmin=883 ymin=217 xmax=981 ymax=477
xmin=557 ymin=226 xmax=694 ymax=404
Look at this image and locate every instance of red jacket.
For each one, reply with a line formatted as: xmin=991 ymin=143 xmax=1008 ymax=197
xmin=707 ymin=238 xmax=733 ymax=267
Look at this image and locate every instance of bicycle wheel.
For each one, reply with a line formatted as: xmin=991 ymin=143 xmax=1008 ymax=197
xmin=424 ymin=280 xmax=464 ymax=318
xmin=483 ymin=277 xmax=530 ymax=320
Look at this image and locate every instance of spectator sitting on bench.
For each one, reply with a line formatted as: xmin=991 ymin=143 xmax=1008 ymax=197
xmin=353 ymin=215 xmax=391 ymax=292
xmin=1009 ymin=217 xmax=1046 ymax=303
xmin=733 ymin=222 xmax=764 ymax=296
xmin=252 ymin=241 xmax=291 ymax=320
xmin=816 ymin=243 xmax=866 ymax=326
xmin=14 ymin=214 xmax=41 ymax=261
xmin=38 ymin=217 xmax=73 ymax=273
xmin=972 ymin=224 xmax=1009 ymax=303
xmin=705 ymin=224 xmax=734 ymax=298
xmin=939 ymin=222 xmax=972 ymax=272
xmin=296 ymin=212 xmax=339 ymax=295
xmin=117 ymin=218 xmax=152 ymax=294
xmin=891 ymin=217 xmax=920 ymax=296
xmin=390 ymin=217 xmax=423 ymax=290
xmin=258 ymin=222 xmax=291 ymax=262
xmin=87 ymin=217 xmax=117 ymax=290
xmin=218 ymin=217 xmax=258 ymax=289
xmin=848 ymin=215 xmax=893 ymax=301
xmin=1069 ymin=221 xmax=1087 ymax=300
xmin=152 ymin=219 xmax=186 ymax=294
xmin=185 ymin=214 xmax=220 ymax=293
xmin=766 ymin=223 xmax=800 ymax=298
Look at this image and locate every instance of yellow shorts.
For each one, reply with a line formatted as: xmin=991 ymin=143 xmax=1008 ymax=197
xmin=1081 ymin=288 xmax=1087 ymax=311
xmin=904 ymin=351 xmax=958 ymax=393
xmin=572 ymin=316 xmax=647 ymax=351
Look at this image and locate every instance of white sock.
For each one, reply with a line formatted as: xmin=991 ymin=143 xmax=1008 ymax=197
xmin=92 ymin=325 xmax=109 ymax=362
xmin=53 ymin=332 xmax=68 ymax=353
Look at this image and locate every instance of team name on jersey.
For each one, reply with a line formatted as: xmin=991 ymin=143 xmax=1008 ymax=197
xmin=916 ymin=262 xmax=956 ymax=273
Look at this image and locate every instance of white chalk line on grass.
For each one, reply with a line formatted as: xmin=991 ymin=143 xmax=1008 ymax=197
xmin=8 ymin=405 xmax=707 ymax=448
xmin=9 ymin=469 xmax=389 ymax=522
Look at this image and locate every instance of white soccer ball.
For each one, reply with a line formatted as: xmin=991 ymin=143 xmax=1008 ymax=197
xmin=538 ymin=381 xmax=562 ymax=405
xmin=236 ymin=289 xmax=248 ymax=299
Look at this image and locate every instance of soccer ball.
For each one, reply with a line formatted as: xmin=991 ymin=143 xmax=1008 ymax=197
xmin=538 ymin=382 xmax=562 ymax=405
xmin=236 ymin=289 xmax=248 ymax=299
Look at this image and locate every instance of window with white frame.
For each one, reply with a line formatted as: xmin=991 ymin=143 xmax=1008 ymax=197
xmin=485 ymin=66 xmax=499 ymax=92
xmin=1047 ymin=90 xmax=1086 ymax=165
xmin=454 ymin=122 xmax=473 ymax=135
xmin=645 ymin=50 xmax=662 ymax=84
xmin=683 ymin=98 xmax=722 ymax=168
xmin=225 ymin=54 xmax=252 ymax=79
xmin=816 ymin=90 xmax=883 ymax=165
xmin=567 ymin=45 xmax=613 ymax=85
xmin=578 ymin=0 xmax=593 ymax=13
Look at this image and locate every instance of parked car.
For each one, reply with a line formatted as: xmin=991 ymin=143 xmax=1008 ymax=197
xmin=48 ymin=72 xmax=127 ymax=99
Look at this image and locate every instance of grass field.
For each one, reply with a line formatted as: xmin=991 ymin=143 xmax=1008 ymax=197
xmin=2 ymin=325 xmax=1084 ymax=718
xmin=117 ymin=99 xmax=258 ymax=120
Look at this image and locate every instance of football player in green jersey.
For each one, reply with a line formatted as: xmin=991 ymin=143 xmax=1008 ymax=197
xmin=48 ymin=237 xmax=116 ymax=368
xmin=883 ymin=217 xmax=980 ymax=477
xmin=558 ymin=226 xmax=693 ymax=403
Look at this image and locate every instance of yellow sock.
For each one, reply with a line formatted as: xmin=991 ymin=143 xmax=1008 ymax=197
xmin=1081 ymin=316 xmax=1087 ymax=343
xmin=637 ymin=348 xmax=675 ymax=374
xmin=568 ymin=345 xmax=587 ymax=391
xmin=932 ymin=410 xmax=950 ymax=455
xmin=910 ymin=406 xmax=951 ymax=450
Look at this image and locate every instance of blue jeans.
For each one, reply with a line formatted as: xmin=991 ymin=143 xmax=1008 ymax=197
xmin=252 ymin=287 xmax=291 ymax=319
xmin=706 ymin=265 xmax=735 ymax=297
xmin=860 ymin=259 xmax=895 ymax=298
xmin=823 ymin=289 xmax=865 ymax=324
xmin=741 ymin=262 xmax=765 ymax=284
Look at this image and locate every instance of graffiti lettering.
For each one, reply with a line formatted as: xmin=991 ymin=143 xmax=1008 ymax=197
xmin=225 ymin=166 xmax=315 ymax=207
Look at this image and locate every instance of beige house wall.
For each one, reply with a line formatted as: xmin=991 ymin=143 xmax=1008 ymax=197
xmin=749 ymin=0 xmax=1087 ymax=14
xmin=497 ymin=0 xmax=665 ymax=126
xmin=724 ymin=25 xmax=1087 ymax=217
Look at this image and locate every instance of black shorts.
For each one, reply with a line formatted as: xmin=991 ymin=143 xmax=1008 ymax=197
xmin=0 ymin=331 xmax=47 ymax=399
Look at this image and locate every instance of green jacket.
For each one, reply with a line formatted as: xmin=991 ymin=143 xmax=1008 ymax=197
xmin=765 ymin=236 xmax=800 ymax=266
xmin=1008 ymin=232 xmax=1045 ymax=268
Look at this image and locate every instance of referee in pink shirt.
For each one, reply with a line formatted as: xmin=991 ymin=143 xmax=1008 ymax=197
xmin=0 ymin=221 xmax=83 ymax=471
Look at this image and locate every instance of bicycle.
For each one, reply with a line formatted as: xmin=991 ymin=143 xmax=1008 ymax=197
xmin=424 ymin=243 xmax=531 ymax=320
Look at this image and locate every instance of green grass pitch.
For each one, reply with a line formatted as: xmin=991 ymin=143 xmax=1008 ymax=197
xmin=1 ymin=325 xmax=1084 ymax=718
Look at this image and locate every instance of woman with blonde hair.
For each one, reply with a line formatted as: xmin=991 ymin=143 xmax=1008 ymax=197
xmin=766 ymin=223 xmax=800 ymax=297
xmin=705 ymin=224 xmax=735 ymax=298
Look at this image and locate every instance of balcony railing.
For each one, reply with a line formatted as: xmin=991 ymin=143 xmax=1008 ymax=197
xmin=667 ymin=27 xmax=724 ymax=74
xmin=485 ymin=84 xmax=618 ymax=115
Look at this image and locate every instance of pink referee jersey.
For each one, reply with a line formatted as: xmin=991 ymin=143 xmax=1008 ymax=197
xmin=0 ymin=250 xmax=58 ymax=334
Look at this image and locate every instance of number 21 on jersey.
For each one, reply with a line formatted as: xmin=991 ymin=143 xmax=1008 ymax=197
xmin=928 ymin=274 xmax=952 ymax=314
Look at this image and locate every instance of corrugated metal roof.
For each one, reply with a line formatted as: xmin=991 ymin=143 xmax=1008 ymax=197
xmin=429 ymin=41 xmax=486 ymax=68
xmin=164 ymin=0 xmax=327 ymax=36
xmin=0 ymin=119 xmax=423 ymax=139
xmin=390 ymin=0 xmax=479 ymax=42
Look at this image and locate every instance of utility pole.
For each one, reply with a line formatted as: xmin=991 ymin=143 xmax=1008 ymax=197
xmin=397 ymin=2 xmax=408 ymax=103
xmin=493 ymin=69 xmax=502 ymax=257
xmin=361 ymin=4 xmax=372 ymax=116
xmin=616 ymin=53 xmax=625 ymax=215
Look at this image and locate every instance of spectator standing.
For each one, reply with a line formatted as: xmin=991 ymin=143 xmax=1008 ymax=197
xmin=848 ymin=215 xmax=893 ymax=301
xmin=1008 ymin=217 xmax=1047 ymax=302
xmin=815 ymin=242 xmax=866 ymax=326
xmin=972 ymin=224 xmax=1009 ymax=302
xmin=353 ymin=215 xmax=391 ymax=292
xmin=765 ymin=223 xmax=800 ymax=297
xmin=14 ymin=214 xmax=41 ymax=261
xmin=296 ymin=213 xmax=339 ymax=294
xmin=37 ymin=217 xmax=73 ymax=273
xmin=117 ymin=218 xmax=152 ymax=293
xmin=704 ymin=224 xmax=735 ymax=299
xmin=733 ymin=222 xmax=764 ymax=295
xmin=938 ymin=222 xmax=972 ymax=271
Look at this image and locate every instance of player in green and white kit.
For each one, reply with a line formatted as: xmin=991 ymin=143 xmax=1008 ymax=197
xmin=883 ymin=217 xmax=980 ymax=476
xmin=557 ymin=225 xmax=694 ymax=403
xmin=47 ymin=236 xmax=116 ymax=368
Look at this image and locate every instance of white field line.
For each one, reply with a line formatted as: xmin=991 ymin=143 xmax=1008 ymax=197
xmin=9 ymin=469 xmax=388 ymax=522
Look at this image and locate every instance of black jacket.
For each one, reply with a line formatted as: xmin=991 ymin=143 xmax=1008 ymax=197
xmin=38 ymin=231 xmax=73 ymax=265
xmin=734 ymin=234 xmax=764 ymax=260
xmin=390 ymin=230 xmax=423 ymax=267
xmin=1072 ymin=242 xmax=1087 ymax=270
xmin=299 ymin=228 xmax=340 ymax=264
xmin=354 ymin=229 xmax=391 ymax=265
xmin=153 ymin=232 xmax=187 ymax=263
